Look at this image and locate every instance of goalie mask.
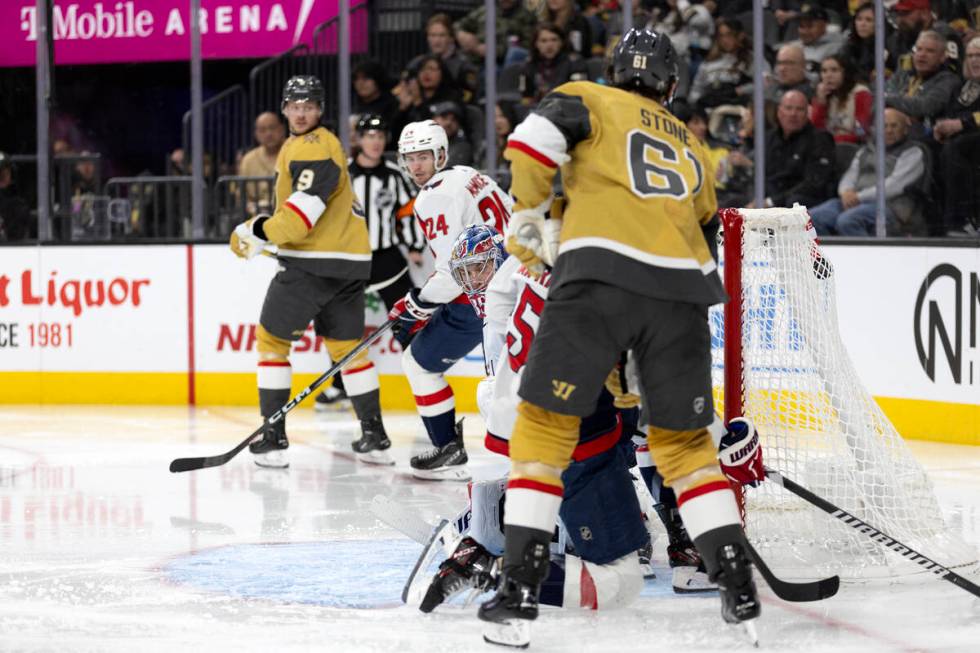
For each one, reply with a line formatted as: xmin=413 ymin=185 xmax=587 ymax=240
xmin=398 ymin=120 xmax=449 ymax=174
xmin=450 ymin=224 xmax=507 ymax=294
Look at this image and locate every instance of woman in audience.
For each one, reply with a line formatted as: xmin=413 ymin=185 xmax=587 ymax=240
xmin=392 ymin=55 xmax=463 ymax=141
xmin=542 ymin=0 xmax=595 ymax=58
xmin=840 ymin=3 xmax=880 ymax=82
xmin=809 ymin=54 xmax=872 ymax=143
xmin=515 ymin=23 xmax=588 ymax=105
xmin=352 ymin=60 xmax=400 ymax=141
xmin=688 ymin=18 xmax=758 ymax=109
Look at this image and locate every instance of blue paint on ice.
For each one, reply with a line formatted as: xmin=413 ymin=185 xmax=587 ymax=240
xmin=164 ymin=539 xmax=422 ymax=608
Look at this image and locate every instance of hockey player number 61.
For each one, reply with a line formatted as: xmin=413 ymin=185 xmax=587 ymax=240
xmin=626 ymin=130 xmax=703 ymax=200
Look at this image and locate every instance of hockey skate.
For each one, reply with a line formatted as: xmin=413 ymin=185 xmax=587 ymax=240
xmin=712 ymin=541 xmax=760 ymax=645
xmin=410 ymin=419 xmax=469 ymax=481
xmin=250 ymin=421 xmax=289 ymax=469
xmin=668 ymin=539 xmax=716 ymax=594
xmin=477 ymin=573 xmax=537 ymax=649
xmin=351 ymin=416 xmax=394 ymax=465
xmin=314 ymin=383 xmax=348 ymax=411
xmin=416 ymin=535 xmax=497 ymax=612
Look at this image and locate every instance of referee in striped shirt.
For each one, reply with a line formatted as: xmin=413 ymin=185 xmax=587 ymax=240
xmin=317 ymin=114 xmax=424 ymax=408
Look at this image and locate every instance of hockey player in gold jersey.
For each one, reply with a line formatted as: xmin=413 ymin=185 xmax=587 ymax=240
xmin=478 ymin=30 xmax=761 ymax=645
xmin=230 ymin=75 xmax=390 ymax=468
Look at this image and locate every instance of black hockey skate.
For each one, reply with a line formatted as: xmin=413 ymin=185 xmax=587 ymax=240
xmin=350 ymin=416 xmax=394 ymax=465
xmin=249 ymin=420 xmax=289 ymax=469
xmin=712 ymin=541 xmax=760 ymax=644
xmin=419 ymin=536 xmax=497 ymax=613
xmin=410 ymin=419 xmax=469 ymax=481
xmin=477 ymin=573 xmax=538 ymax=649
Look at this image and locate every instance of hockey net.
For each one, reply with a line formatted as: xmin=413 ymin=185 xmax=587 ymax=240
xmin=712 ymin=205 xmax=976 ymax=582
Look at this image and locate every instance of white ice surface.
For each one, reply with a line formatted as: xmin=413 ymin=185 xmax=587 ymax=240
xmin=1 ymin=405 xmax=979 ymax=652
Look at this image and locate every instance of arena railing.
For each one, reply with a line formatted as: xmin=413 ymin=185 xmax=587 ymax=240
xmin=103 ymin=176 xmax=193 ymax=239
xmin=211 ymin=175 xmax=276 ymax=239
xmin=248 ymin=43 xmax=312 ymax=125
xmin=181 ymin=85 xmax=249 ymax=187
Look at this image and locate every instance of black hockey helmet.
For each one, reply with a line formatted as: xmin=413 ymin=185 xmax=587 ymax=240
xmin=355 ymin=114 xmax=388 ymax=135
xmin=281 ymin=75 xmax=326 ymax=113
xmin=611 ymin=28 xmax=678 ymax=101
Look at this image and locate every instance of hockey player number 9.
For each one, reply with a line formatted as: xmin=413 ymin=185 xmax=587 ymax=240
xmin=296 ymin=169 xmax=315 ymax=191
xmin=626 ymin=130 xmax=703 ymax=200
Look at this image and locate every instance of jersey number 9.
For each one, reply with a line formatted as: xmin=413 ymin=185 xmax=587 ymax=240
xmin=626 ymin=129 xmax=703 ymax=200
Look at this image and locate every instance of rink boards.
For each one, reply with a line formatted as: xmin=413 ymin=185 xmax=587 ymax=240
xmin=0 ymin=242 xmax=978 ymax=445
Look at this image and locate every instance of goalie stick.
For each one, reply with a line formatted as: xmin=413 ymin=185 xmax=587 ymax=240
xmin=767 ymin=469 xmax=980 ymax=600
xmin=169 ymin=320 xmax=395 ymax=473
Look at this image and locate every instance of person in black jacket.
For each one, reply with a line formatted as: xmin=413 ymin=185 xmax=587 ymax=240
xmin=0 ymin=153 xmax=31 ymax=241
xmin=516 ymin=23 xmax=588 ymax=105
xmin=353 ymin=60 xmax=400 ymax=142
xmin=934 ymin=36 xmax=980 ymax=236
xmin=756 ymin=90 xmax=836 ymax=208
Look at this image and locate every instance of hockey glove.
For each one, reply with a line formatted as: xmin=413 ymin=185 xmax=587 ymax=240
xmin=717 ymin=417 xmax=765 ymax=487
xmin=230 ymin=215 xmax=270 ymax=259
xmin=388 ymin=288 xmax=439 ymax=348
xmin=504 ymin=210 xmax=561 ymax=278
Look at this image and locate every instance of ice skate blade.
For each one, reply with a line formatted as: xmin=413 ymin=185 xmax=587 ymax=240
xmin=412 ymin=466 xmax=471 ymax=482
xmin=356 ymin=450 xmax=395 ymax=466
xmin=482 ymin=619 xmax=530 ymax=649
xmin=742 ymin=619 xmax=759 ymax=647
xmin=253 ymin=451 xmax=289 ymax=469
xmin=672 ymin=566 xmax=717 ymax=594
xmin=314 ymin=400 xmax=350 ymax=412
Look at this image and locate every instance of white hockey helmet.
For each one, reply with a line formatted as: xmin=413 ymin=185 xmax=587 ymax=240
xmin=397 ymin=120 xmax=449 ymax=173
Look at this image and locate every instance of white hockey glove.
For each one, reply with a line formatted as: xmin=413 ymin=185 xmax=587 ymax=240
xmin=504 ymin=209 xmax=561 ymax=278
xmin=718 ymin=417 xmax=765 ymax=487
xmin=230 ymin=215 xmax=270 ymax=260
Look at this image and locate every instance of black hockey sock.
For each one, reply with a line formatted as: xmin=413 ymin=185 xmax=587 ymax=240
xmin=692 ymin=524 xmax=747 ymax=579
xmin=348 ymin=388 xmax=381 ymax=423
xmin=259 ymin=388 xmax=291 ymax=421
xmin=332 ymin=370 xmax=345 ymax=392
xmin=503 ymin=524 xmax=553 ymax=587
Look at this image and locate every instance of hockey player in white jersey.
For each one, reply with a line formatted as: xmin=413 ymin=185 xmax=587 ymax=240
xmin=388 ymin=120 xmax=513 ymax=481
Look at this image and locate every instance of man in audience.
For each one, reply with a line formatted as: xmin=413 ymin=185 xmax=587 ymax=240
xmin=934 ymin=36 xmax=980 ymax=236
xmin=757 ymin=89 xmax=836 ymax=209
xmin=765 ymin=44 xmax=814 ymax=124
xmin=0 ymin=152 xmax=31 ymax=241
xmin=455 ymin=0 xmax=538 ymax=66
xmin=886 ymin=30 xmax=962 ymax=134
xmin=792 ymin=5 xmax=844 ymax=76
xmin=889 ymin=0 xmax=963 ymax=73
xmin=810 ymin=108 xmax=929 ymax=236
xmin=238 ymin=112 xmax=286 ymax=214
xmin=431 ymin=101 xmax=475 ymax=167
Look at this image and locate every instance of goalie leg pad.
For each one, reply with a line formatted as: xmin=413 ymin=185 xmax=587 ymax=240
xmin=470 ymin=478 xmax=508 ymax=556
xmin=559 ymin=445 xmax=649 ymax=565
xmin=562 ymin=553 xmax=644 ymax=611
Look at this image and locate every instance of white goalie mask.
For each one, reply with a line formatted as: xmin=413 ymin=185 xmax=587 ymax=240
xmin=397 ymin=120 xmax=449 ymax=175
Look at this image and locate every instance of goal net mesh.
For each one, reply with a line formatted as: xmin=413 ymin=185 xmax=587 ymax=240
xmin=710 ymin=205 xmax=976 ymax=581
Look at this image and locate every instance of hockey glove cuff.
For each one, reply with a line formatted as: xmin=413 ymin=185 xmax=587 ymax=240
xmin=388 ymin=288 xmax=440 ymax=347
xmin=718 ymin=417 xmax=765 ymax=487
xmin=230 ymin=215 xmax=270 ymax=259
xmin=504 ymin=210 xmax=560 ymax=278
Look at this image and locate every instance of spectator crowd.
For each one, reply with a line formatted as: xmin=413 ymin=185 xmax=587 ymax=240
xmin=4 ymin=0 xmax=980 ymax=241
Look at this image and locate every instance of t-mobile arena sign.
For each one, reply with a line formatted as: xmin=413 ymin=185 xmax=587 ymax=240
xmin=1 ymin=0 xmax=366 ymax=67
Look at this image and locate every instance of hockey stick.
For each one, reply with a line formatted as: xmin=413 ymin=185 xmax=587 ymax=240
xmin=745 ymin=539 xmax=839 ymax=602
xmin=169 ymin=320 xmax=395 ymax=473
xmin=767 ymin=468 xmax=980 ymax=600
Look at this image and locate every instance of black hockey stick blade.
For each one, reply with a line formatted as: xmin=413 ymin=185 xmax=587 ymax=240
xmin=168 ymin=320 xmax=395 ymax=474
xmin=767 ymin=468 xmax=980 ymax=600
xmin=745 ymin=539 xmax=840 ymax=602
xmin=169 ymin=424 xmax=263 ymax=473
